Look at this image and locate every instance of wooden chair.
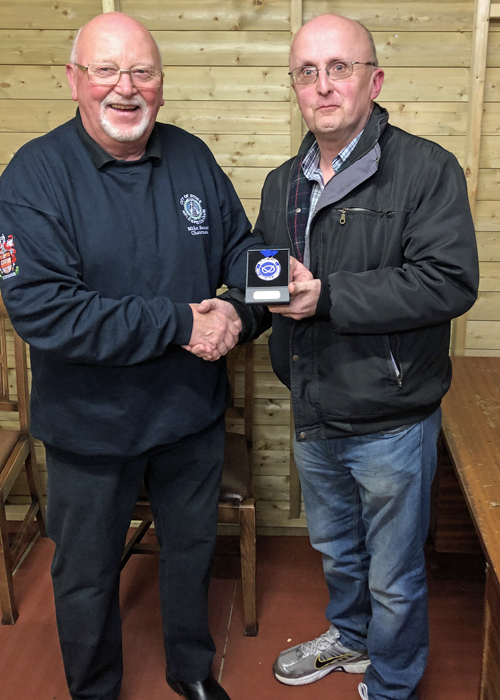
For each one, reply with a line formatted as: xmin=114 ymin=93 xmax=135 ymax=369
xmin=121 ymin=341 xmax=258 ymax=636
xmin=0 ymin=299 xmax=46 ymax=624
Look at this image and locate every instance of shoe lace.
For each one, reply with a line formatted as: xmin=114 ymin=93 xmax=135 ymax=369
xmin=358 ymin=682 xmax=369 ymax=700
xmin=297 ymin=630 xmax=340 ymax=658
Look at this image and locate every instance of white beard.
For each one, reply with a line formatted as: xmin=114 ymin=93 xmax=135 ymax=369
xmin=99 ymin=91 xmax=151 ymax=143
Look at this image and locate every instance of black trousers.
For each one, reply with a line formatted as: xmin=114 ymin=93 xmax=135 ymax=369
xmin=45 ymin=418 xmax=225 ymax=700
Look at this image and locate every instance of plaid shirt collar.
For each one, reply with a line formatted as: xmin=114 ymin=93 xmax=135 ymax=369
xmin=301 ymin=131 xmax=364 ymax=187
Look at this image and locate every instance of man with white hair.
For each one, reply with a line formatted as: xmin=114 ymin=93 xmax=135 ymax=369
xmin=253 ymin=13 xmax=479 ymax=700
xmin=0 ymin=11 xmax=265 ymax=700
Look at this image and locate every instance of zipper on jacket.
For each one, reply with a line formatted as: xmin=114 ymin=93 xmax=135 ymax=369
xmin=388 ymin=334 xmax=403 ymax=388
xmin=338 ymin=207 xmax=385 ymax=225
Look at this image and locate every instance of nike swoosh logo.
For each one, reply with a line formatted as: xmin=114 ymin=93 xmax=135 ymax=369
xmin=314 ymin=653 xmax=352 ymax=669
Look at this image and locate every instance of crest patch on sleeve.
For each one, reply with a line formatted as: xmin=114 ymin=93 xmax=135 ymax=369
xmin=0 ymin=234 xmax=19 ymax=280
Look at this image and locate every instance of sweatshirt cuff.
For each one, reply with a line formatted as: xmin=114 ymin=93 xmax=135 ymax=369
xmin=172 ymin=303 xmax=194 ymax=345
xmin=314 ymin=278 xmax=332 ymax=319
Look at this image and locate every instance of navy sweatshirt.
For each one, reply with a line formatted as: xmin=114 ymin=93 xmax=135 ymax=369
xmin=0 ymin=113 xmax=262 ymax=457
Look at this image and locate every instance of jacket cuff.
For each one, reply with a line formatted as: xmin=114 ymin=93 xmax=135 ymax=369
xmin=219 ymin=293 xmax=252 ymax=344
xmin=172 ymin=303 xmax=194 ymax=345
xmin=315 ymin=278 xmax=332 ymax=319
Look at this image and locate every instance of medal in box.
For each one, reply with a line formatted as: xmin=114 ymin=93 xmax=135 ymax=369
xmin=245 ymin=249 xmax=290 ymax=305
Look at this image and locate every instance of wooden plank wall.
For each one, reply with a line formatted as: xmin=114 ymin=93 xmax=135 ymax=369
xmin=0 ymin=1 xmax=499 ymax=531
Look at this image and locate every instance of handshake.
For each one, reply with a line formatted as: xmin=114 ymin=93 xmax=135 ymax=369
xmin=183 ymin=256 xmax=321 ymax=362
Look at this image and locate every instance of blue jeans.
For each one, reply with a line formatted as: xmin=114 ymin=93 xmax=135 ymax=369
xmin=293 ymin=409 xmax=441 ymax=700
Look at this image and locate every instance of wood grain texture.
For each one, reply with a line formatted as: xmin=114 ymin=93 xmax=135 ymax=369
xmin=479 ymin=262 xmax=500 ymax=291
xmin=469 ymin=291 xmax=500 ymax=319
xmin=467 ymin=320 xmax=500 ymax=348
xmin=304 ymin=1 xmax=489 ymax=31
xmin=120 ymin=0 xmax=290 ymax=31
xmin=441 ymin=357 xmax=500 ymax=579
xmin=476 ymin=202 xmax=500 ymax=232
xmin=0 ymin=0 xmax=102 ymax=30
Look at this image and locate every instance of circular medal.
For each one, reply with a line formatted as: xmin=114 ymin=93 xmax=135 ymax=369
xmin=256 ymin=256 xmax=281 ymax=282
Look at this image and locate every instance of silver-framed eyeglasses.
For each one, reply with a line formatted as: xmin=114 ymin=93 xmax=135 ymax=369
xmin=289 ymin=60 xmax=377 ymax=85
xmin=74 ymin=63 xmax=164 ymax=89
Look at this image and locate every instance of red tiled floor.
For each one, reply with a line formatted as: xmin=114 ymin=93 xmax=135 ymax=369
xmin=0 ymin=534 xmax=485 ymax=700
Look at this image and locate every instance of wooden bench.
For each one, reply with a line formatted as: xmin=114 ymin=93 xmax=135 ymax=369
xmin=436 ymin=356 xmax=500 ymax=700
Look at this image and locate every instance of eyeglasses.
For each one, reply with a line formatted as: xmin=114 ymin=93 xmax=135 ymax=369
xmin=74 ymin=63 xmax=164 ymax=89
xmin=289 ymin=60 xmax=376 ymax=85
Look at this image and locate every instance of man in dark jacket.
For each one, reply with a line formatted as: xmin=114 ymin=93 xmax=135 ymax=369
xmin=254 ymin=14 xmax=479 ymax=700
xmin=0 ymin=12 xmax=263 ymax=700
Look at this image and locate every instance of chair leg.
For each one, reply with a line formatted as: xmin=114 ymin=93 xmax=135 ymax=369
xmin=121 ymin=520 xmax=153 ymax=569
xmin=24 ymin=441 xmax=46 ymax=537
xmin=239 ymin=499 xmax=258 ymax=636
xmin=0 ymin=500 xmax=18 ymax=625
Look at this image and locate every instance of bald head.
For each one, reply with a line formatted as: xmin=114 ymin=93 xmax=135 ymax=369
xmin=65 ymin=11 xmax=164 ymax=160
xmin=288 ymin=13 xmax=384 ymax=158
xmin=290 ymin=14 xmax=378 ymax=70
xmin=70 ymin=12 xmax=162 ymax=68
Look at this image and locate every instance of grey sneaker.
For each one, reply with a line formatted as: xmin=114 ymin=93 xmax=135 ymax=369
xmin=273 ymin=627 xmax=370 ymax=686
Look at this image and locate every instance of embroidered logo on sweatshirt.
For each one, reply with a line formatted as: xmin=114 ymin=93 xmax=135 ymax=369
xmin=180 ymin=194 xmax=207 ymax=225
xmin=0 ymin=234 xmax=19 ymax=280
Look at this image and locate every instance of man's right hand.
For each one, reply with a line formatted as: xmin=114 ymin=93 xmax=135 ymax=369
xmin=185 ymin=303 xmax=240 ymax=361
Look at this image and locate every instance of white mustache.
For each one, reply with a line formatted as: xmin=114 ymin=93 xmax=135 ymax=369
xmin=101 ymin=93 xmax=146 ymax=109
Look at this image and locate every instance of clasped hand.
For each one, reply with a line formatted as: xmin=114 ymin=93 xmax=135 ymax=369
xmin=182 ymin=299 xmax=242 ymax=361
xmin=183 ymin=258 xmax=320 ymax=362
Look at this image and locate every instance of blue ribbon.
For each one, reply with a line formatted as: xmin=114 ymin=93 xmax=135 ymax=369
xmin=260 ymin=249 xmax=278 ymax=257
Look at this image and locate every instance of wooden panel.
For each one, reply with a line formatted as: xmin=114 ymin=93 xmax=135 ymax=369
xmin=467 ymin=321 xmax=500 ymax=348
xmin=253 ymin=398 xmax=289 ymax=425
xmin=380 ymin=102 xmax=467 ymax=135
xmin=477 ymin=170 xmax=500 ymax=200
xmin=441 ymin=358 xmax=500 ymax=583
xmin=120 ymin=0 xmax=290 ymax=31
xmin=234 ymin=372 xmax=289 ymax=399
xmin=0 ymin=30 xmax=77 ymax=64
xmin=476 ymin=202 xmax=500 ymax=232
xmin=198 ymin=133 xmax=289 ymax=166
xmin=303 ymin=1 xmax=480 ymax=31
xmin=479 ymin=136 xmax=500 ymax=168
xmin=476 ymin=234 xmax=500 ymax=263
xmin=255 ymin=499 xmax=306 ymax=528
xmin=0 ymin=133 xmax=41 ymax=164
xmin=0 ymin=100 xmax=290 ymax=134
xmin=255 ymin=475 xmax=290 ymax=501
xmin=469 ymin=292 xmax=500 ymax=320
xmin=483 ymin=104 xmax=500 ymax=135
xmin=0 ymin=0 xmax=102 ymax=29
xmin=374 ymin=31 xmax=477 ymax=67
xmin=0 ymin=99 xmax=76 ymax=132
xmin=223 ymin=168 xmax=272 ymax=199
xmin=479 ymin=262 xmax=500 ymax=291
xmin=465 ymin=349 xmax=500 ymax=356
xmin=253 ymin=450 xmax=289 ymax=475
xmin=159 ymin=101 xmax=289 ymax=134
xmin=157 ymin=30 xmax=290 ymax=66
xmin=253 ymin=424 xmax=289 ymax=452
